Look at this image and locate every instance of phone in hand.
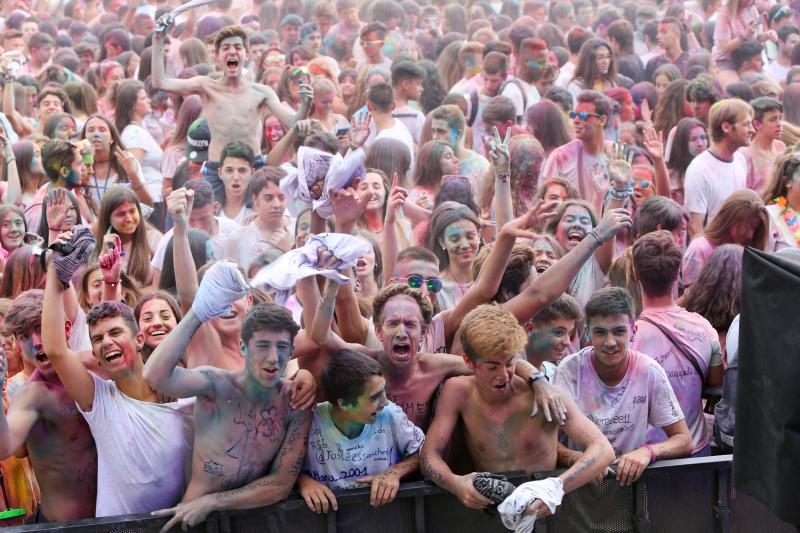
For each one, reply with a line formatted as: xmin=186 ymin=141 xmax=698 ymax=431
xmin=335 ymin=126 xmax=351 ymax=137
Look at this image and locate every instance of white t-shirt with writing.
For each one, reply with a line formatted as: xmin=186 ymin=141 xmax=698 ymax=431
xmin=303 ymin=401 xmax=424 ymax=490
xmin=553 ymin=347 xmax=684 ymax=456
xmin=683 ymin=150 xmax=748 ymax=225
xmin=78 ymin=373 xmax=195 ymax=516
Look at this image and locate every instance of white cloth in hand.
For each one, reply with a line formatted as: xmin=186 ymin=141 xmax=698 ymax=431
xmin=191 ymin=260 xmax=250 ymax=322
xmin=497 ymin=477 xmax=564 ymax=533
xmin=250 ymin=233 xmax=371 ymax=304
xmin=279 ymin=147 xmax=366 ymax=219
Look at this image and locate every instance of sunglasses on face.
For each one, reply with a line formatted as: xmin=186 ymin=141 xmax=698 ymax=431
xmin=635 ymin=179 xmax=652 ymax=190
xmin=393 ymin=275 xmax=443 ymax=294
xmin=570 ymin=111 xmax=602 ymax=121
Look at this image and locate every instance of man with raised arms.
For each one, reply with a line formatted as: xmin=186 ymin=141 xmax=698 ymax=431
xmin=0 ymin=290 xmax=97 ymax=523
xmin=151 ymin=21 xmax=311 ymax=201
xmin=420 ymin=304 xmax=614 ymax=514
xmin=143 ymin=262 xmax=312 ymax=532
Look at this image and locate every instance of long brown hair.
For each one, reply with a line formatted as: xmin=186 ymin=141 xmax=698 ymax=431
xmin=92 ymin=186 xmax=152 ymax=287
xmin=113 ymin=79 xmax=145 ymax=134
xmin=702 ymin=189 xmax=768 ymax=249
xmin=667 ymin=117 xmax=706 ymax=184
xmin=681 ymin=244 xmax=743 ymax=332
xmin=571 ymin=38 xmax=618 ymax=88
xmin=479 ymin=135 xmax=546 ymax=217
xmin=653 ymin=79 xmax=690 ymax=138
xmin=80 ymin=113 xmax=128 ymax=184
xmin=762 ymin=152 xmax=800 ymax=204
xmin=0 ymin=246 xmax=46 ymax=298
xmin=413 ymin=140 xmax=453 ymax=190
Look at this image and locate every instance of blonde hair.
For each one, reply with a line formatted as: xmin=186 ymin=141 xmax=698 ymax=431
xmin=458 ymin=304 xmax=527 ymax=361
xmin=708 ymin=98 xmax=752 ymax=143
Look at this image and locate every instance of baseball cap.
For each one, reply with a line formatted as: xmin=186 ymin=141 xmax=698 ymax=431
xmin=185 ymin=117 xmax=210 ymax=163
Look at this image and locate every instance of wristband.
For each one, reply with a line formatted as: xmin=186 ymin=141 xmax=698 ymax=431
xmin=49 ymin=227 xmax=62 ymax=233
xmin=495 ymin=171 xmax=510 ymax=183
xmin=587 ymin=229 xmax=603 ymax=246
xmin=103 ymin=280 xmax=120 ymax=286
xmin=643 ymin=444 xmax=657 ymax=463
xmin=607 ymin=184 xmax=633 ymax=201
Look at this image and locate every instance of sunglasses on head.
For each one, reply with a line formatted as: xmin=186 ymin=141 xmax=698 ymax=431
xmin=393 ymin=275 xmax=443 ymax=294
xmin=569 ymin=110 xmax=602 ymax=121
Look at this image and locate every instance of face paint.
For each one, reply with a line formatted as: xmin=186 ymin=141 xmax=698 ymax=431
xmin=64 ymin=169 xmax=81 ymax=187
xmin=449 ymin=127 xmax=459 ymax=150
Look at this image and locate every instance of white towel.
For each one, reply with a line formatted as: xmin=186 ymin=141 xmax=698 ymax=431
xmin=279 ymin=147 xmax=366 ymax=219
xmin=250 ymin=233 xmax=371 ymax=304
xmin=497 ymin=477 xmax=564 ymax=533
xmin=192 ymin=260 xmax=250 ymax=322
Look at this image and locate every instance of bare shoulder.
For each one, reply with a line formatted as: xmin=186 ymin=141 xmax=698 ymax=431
xmin=440 ymin=375 xmax=473 ymax=398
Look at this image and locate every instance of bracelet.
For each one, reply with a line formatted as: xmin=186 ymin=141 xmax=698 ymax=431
xmin=643 ymin=444 xmax=657 ymax=463
xmin=587 ymin=229 xmax=603 ymax=246
xmin=103 ymin=280 xmax=120 ymax=286
xmin=607 ymin=184 xmax=633 ymax=201
xmin=495 ymin=171 xmax=510 ymax=183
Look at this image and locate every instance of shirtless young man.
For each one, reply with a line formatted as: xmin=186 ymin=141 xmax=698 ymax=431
xmin=144 ymin=262 xmax=313 ymax=532
xmin=420 ymin=304 xmax=614 ymax=516
xmin=152 ymin=22 xmax=311 ymax=200
xmin=0 ymin=290 xmax=97 ymax=523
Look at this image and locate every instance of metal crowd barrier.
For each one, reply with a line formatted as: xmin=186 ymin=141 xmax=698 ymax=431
xmin=4 ymin=455 xmax=797 ymax=533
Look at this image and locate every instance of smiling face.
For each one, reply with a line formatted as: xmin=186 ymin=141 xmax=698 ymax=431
xmin=0 ymin=211 xmax=25 ymax=251
xmin=555 ymin=204 xmax=593 ymax=251
xmin=341 ymin=375 xmax=389 ymax=424
xmin=209 ymin=294 xmax=251 ymax=340
xmin=526 ymin=317 xmax=576 ymax=363
xmin=89 ymin=316 xmax=144 ymax=376
xmin=588 ymin=313 xmax=632 ymax=373
xmin=110 ymin=201 xmax=140 ymax=236
xmin=243 ymin=329 xmax=293 ymax=387
xmin=39 ymin=94 xmax=63 ymax=121
xmin=377 ymin=295 xmax=425 ymax=367
xmin=358 ymin=172 xmax=386 ymax=212
xmin=439 ymin=219 xmax=480 ymax=268
xmin=572 ymin=101 xmax=603 ymax=141
xmin=138 ymin=298 xmax=177 ymax=350
xmin=217 ymin=36 xmax=248 ymax=79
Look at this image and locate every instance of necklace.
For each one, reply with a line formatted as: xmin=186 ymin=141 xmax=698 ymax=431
xmin=775 ymin=196 xmax=800 ymax=246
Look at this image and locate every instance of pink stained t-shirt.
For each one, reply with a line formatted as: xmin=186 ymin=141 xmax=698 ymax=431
xmin=632 ymin=305 xmax=723 ymax=454
xmin=681 ymin=235 xmax=717 ymax=288
xmin=553 ymin=347 xmax=684 ymax=457
xmin=541 ymin=138 xmax=612 ymax=214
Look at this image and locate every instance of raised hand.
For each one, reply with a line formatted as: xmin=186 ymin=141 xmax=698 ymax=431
xmin=350 ymin=113 xmax=372 ymax=149
xmin=316 ymin=245 xmax=343 ymax=271
xmin=294 ymin=119 xmax=323 ymax=138
xmin=640 ymin=97 xmax=652 ymax=123
xmin=641 ymin=126 xmax=665 ymax=162
xmin=330 ymin=178 xmax=371 ymax=227
xmin=500 ymin=200 xmax=558 ymax=240
xmin=166 ymin=188 xmax=194 ymax=227
xmin=299 ymin=82 xmax=314 ymax=106
xmin=487 ymin=126 xmax=511 ymax=174
xmin=45 ymin=188 xmax=71 ymax=232
xmin=98 ymin=234 xmax=123 ymax=284
xmin=385 ymin=174 xmax=408 ymax=225
xmin=594 ymin=208 xmax=633 ymax=242
xmin=114 ymin=146 xmax=139 ymax=178
xmin=267 ymin=226 xmax=293 ymax=252
xmin=608 ymin=142 xmax=634 ymax=190
xmin=154 ymin=13 xmax=176 ymax=35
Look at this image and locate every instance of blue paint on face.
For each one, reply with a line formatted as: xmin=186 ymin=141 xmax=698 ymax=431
xmin=449 ymin=128 xmax=459 ymax=150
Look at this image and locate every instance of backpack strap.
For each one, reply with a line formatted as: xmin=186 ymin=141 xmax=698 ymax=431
xmin=637 ymin=315 xmax=706 ymax=381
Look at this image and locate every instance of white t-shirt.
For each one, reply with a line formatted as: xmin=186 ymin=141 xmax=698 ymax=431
xmin=569 ymin=255 xmax=609 ymax=309
xmin=121 ymin=124 xmax=164 ymax=202
xmin=553 ymin=347 xmax=684 ymax=456
xmin=219 ymin=205 xmax=253 ymax=226
xmin=683 ymin=150 xmax=748 ymax=225
xmin=767 ymin=61 xmax=790 ymax=86
xmin=151 ymin=216 xmax=240 ymax=271
xmin=78 ymin=373 xmax=195 ymax=516
xmin=223 ymin=221 xmax=285 ymax=271
xmin=393 ymin=105 xmax=425 ymax=145
xmin=303 ymin=401 xmax=424 ymax=490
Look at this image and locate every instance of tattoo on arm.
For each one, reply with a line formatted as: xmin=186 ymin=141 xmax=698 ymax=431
xmin=561 ymin=456 xmax=596 ymax=486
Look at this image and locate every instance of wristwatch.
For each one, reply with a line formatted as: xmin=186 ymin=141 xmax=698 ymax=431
xmin=528 ymin=372 xmax=546 ymax=388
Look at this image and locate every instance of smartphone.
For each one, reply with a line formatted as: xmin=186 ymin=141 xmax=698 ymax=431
xmin=335 ymin=126 xmax=351 ymax=137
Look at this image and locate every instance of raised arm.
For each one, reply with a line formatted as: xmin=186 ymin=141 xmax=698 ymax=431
xmin=641 ymin=127 xmax=671 ymax=198
xmin=166 ymin=188 xmax=199 ymax=311
xmin=154 ymin=408 xmax=312 ymax=530
xmin=381 ymin=176 xmax=406 ymax=286
xmin=2 ymin=75 xmax=33 ymax=138
xmin=151 ymin=18 xmax=207 ymax=95
xmin=487 ymin=127 xmax=513 ymax=228
xmin=420 ymin=378 xmax=492 ymax=509
xmin=43 ymin=265 xmax=96 ymax=412
xmin=0 ymin=130 xmax=21 ymax=206
xmin=503 ymin=207 xmax=631 ymax=324
xmin=263 ymin=82 xmax=311 ymax=130
xmin=142 ymin=310 xmax=216 ymax=399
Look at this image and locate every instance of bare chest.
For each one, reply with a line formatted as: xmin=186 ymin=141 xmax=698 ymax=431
xmin=386 ymin=375 xmax=440 ymax=429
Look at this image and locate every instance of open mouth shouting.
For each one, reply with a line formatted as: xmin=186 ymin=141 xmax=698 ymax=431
xmin=391 ymin=341 xmax=412 ymax=361
xmin=493 ymin=381 xmax=510 ymax=393
xmin=226 ymin=57 xmax=240 ymax=73
xmin=566 ymin=228 xmax=586 ymax=245
xmin=34 ymin=351 xmax=49 ymax=365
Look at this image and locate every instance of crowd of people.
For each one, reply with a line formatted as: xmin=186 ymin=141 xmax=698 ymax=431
xmin=0 ymin=0 xmax=796 ymax=529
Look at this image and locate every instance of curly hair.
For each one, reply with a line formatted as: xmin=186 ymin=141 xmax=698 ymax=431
xmin=459 ymin=304 xmax=527 ymax=361
xmin=242 ymin=303 xmax=300 ymax=346
xmin=86 ymin=300 xmax=139 ymax=335
xmin=372 ymin=283 xmax=434 ymax=329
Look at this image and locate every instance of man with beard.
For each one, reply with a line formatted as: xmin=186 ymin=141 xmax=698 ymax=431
xmin=152 ymin=23 xmax=311 ymax=202
xmin=0 ymin=290 xmax=97 ymax=523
